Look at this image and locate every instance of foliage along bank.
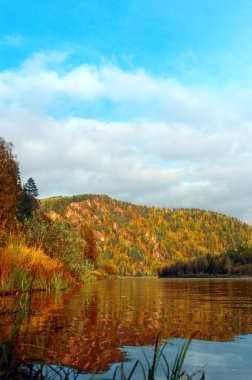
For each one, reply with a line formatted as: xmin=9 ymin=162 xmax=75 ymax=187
xmin=0 ymin=137 xmax=100 ymax=292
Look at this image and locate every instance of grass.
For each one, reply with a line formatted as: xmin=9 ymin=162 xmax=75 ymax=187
xmin=0 ymin=243 xmax=73 ymax=292
xmin=103 ymin=336 xmax=205 ymax=380
xmin=0 ymin=292 xmax=31 ymax=378
xmin=0 ymin=290 xmax=81 ymax=379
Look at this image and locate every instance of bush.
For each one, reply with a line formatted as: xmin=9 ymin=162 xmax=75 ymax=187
xmin=24 ymin=212 xmax=90 ymax=280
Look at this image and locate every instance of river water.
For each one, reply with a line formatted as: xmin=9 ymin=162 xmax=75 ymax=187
xmin=1 ymin=278 xmax=252 ymax=379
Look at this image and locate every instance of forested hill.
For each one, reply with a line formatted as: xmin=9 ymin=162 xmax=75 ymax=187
xmin=40 ymin=194 xmax=252 ymax=276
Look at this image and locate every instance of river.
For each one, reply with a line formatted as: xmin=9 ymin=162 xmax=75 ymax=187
xmin=1 ymin=278 xmax=252 ymax=379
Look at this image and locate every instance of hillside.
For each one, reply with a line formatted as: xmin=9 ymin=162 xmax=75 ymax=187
xmin=40 ymin=194 xmax=252 ymax=276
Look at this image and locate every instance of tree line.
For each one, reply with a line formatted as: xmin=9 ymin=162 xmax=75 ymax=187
xmin=0 ymin=137 xmax=39 ymax=246
xmin=158 ymin=243 xmax=252 ymax=277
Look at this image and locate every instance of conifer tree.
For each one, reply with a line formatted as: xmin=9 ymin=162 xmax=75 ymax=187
xmin=16 ymin=178 xmax=39 ymax=222
xmin=25 ymin=177 xmax=39 ymax=197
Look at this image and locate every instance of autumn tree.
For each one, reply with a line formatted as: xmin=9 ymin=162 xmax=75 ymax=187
xmin=82 ymin=224 xmax=99 ymax=261
xmin=0 ymin=137 xmax=20 ymax=245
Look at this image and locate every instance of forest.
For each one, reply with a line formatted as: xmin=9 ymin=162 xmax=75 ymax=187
xmin=1 ymin=136 xmax=252 ymax=293
xmin=41 ymin=192 xmax=252 ymax=277
xmin=158 ymin=244 xmax=252 ymax=277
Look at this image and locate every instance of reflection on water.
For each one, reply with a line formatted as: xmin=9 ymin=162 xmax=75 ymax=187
xmin=0 ymin=278 xmax=252 ymax=374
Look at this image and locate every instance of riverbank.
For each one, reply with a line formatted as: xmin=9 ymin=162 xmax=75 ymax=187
xmin=158 ymin=273 xmax=252 ymax=278
xmin=0 ymin=242 xmax=120 ymax=293
xmin=1 ymin=238 xmax=251 ymax=295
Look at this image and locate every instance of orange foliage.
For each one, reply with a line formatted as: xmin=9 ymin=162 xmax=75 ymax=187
xmin=0 ymin=243 xmax=71 ymax=289
xmin=100 ymin=260 xmax=118 ymax=275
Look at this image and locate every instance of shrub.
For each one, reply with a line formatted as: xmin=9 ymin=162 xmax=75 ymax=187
xmin=23 ymin=212 xmax=89 ymax=280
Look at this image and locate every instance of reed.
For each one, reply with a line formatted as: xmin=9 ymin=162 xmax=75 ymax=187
xmin=107 ymin=336 xmax=205 ymax=380
xmin=0 ymin=292 xmax=31 ymax=378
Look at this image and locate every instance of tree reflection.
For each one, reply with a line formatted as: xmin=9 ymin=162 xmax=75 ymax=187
xmin=1 ymin=278 xmax=252 ymax=374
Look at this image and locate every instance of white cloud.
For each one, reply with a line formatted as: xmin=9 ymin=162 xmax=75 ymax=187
xmin=0 ymin=52 xmax=225 ymax=120
xmin=1 ymin=52 xmax=252 ymax=223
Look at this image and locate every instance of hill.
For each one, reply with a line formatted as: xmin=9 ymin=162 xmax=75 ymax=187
xmin=40 ymin=194 xmax=252 ymax=276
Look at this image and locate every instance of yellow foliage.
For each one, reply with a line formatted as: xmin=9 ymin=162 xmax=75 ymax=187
xmin=100 ymin=260 xmax=118 ymax=275
xmin=41 ymin=194 xmax=252 ymax=277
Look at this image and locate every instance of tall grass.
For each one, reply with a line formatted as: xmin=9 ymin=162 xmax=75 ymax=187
xmin=0 ymin=243 xmax=72 ymax=291
xmin=0 ymin=292 xmax=31 ymax=378
xmin=107 ymin=336 xmax=205 ymax=380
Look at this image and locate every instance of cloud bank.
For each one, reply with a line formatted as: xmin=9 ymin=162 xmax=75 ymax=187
xmin=1 ymin=52 xmax=252 ymax=223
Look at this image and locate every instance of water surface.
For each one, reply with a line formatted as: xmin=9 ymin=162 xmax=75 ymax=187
xmin=1 ymin=278 xmax=252 ymax=378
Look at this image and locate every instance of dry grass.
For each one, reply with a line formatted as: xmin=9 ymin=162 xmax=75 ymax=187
xmin=0 ymin=243 xmax=72 ymax=291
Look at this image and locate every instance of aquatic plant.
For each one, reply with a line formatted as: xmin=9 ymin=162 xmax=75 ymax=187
xmin=0 ymin=292 xmax=31 ymax=378
xmin=106 ymin=336 xmax=205 ymax=380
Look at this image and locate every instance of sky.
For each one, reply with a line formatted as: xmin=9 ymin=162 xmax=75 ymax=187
xmin=1 ymin=0 xmax=252 ymax=223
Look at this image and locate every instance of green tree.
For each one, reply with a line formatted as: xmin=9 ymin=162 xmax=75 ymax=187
xmin=16 ymin=178 xmax=39 ymax=222
xmin=25 ymin=177 xmax=39 ymax=197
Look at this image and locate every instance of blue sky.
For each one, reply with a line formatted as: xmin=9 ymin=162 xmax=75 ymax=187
xmin=1 ymin=0 xmax=252 ymax=83
xmin=1 ymin=0 xmax=252 ymax=222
